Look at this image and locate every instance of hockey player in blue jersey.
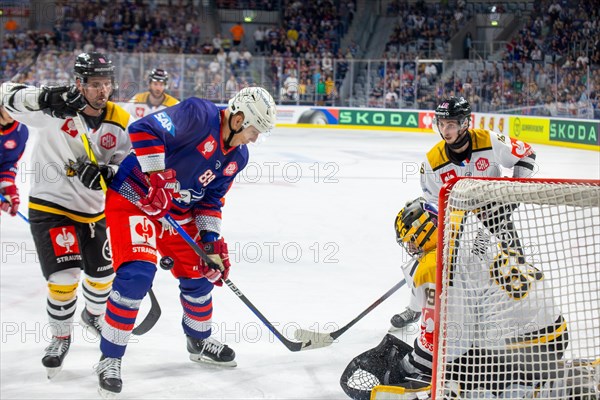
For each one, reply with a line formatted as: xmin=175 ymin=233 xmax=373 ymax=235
xmin=0 ymin=106 xmax=28 ymax=217
xmin=95 ymin=86 xmax=277 ymax=395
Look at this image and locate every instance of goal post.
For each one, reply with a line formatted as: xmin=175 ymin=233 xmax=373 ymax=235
xmin=432 ymin=177 xmax=600 ymax=399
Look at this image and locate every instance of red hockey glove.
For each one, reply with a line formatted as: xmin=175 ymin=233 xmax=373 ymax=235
xmin=0 ymin=184 xmax=20 ymax=216
xmin=199 ymin=238 xmax=231 ymax=286
xmin=138 ymin=169 xmax=178 ymax=219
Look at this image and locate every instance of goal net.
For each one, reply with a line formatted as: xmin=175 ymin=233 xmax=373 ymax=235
xmin=432 ymin=177 xmax=600 ymax=399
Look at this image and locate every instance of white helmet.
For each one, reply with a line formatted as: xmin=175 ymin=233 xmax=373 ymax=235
xmin=228 ymin=87 xmax=276 ymax=134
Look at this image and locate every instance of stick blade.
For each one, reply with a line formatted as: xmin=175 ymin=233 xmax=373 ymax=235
xmin=294 ymin=328 xmax=335 ymax=350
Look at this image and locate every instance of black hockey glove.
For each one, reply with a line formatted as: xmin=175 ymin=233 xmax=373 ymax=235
xmin=76 ymin=161 xmax=115 ymax=190
xmin=38 ymin=85 xmax=86 ymax=119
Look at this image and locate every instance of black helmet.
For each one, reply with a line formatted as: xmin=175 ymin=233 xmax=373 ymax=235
xmin=434 ymin=96 xmax=471 ymax=122
xmin=73 ymin=52 xmax=115 ymax=81
xmin=148 ymin=68 xmax=169 ymax=83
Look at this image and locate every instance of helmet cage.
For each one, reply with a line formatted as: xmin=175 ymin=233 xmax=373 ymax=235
xmin=395 ymin=199 xmax=438 ymax=255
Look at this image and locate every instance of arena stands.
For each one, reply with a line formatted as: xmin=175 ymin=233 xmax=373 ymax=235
xmin=1 ymin=0 xmax=597 ymax=118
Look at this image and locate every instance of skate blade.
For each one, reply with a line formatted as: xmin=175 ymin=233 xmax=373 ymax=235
xmin=388 ymin=325 xmax=403 ymax=333
xmin=189 ymin=353 xmax=237 ymax=367
xmin=98 ymin=387 xmax=120 ymax=399
xmin=46 ymin=365 xmax=63 ymax=379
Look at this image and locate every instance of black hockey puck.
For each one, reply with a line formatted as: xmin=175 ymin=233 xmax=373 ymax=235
xmin=159 ymin=256 xmax=174 ymax=270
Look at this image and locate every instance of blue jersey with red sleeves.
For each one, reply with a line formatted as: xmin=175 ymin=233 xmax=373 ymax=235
xmin=110 ymin=97 xmax=248 ymax=230
xmin=0 ymin=121 xmax=29 ymax=185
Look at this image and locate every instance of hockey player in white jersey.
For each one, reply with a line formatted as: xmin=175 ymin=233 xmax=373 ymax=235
xmin=420 ymin=96 xmax=537 ymax=204
xmin=391 ymin=97 xmax=538 ymax=330
xmin=341 ymin=197 xmax=445 ymax=400
xmin=0 ymin=52 xmax=132 ymax=379
xmin=122 ymin=68 xmax=179 ymax=119
xmin=341 ymin=200 xmax=570 ymax=400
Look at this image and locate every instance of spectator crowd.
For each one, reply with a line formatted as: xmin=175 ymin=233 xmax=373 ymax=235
xmin=1 ymin=0 xmax=598 ymax=117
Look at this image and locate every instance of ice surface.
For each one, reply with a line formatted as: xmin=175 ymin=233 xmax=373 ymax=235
xmin=1 ymin=127 xmax=598 ymax=399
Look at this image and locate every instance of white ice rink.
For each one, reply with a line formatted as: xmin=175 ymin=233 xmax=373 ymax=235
xmin=1 ymin=127 xmax=599 ymax=399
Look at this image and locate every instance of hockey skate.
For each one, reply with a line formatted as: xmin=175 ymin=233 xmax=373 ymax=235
xmin=389 ymin=308 xmax=421 ymax=331
xmin=187 ymin=335 xmax=237 ymax=367
xmin=41 ymin=336 xmax=71 ymax=379
xmin=81 ymin=308 xmax=104 ymax=338
xmin=95 ymin=355 xmax=122 ymax=398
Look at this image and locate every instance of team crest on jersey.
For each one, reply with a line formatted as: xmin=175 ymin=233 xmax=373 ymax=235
xmin=135 ymin=107 xmax=145 ymax=118
xmin=223 ymin=161 xmax=238 ymax=176
xmin=3 ymin=139 xmax=16 ymax=150
xmin=197 ymin=137 xmax=217 ymax=159
xmin=475 ymin=157 xmax=490 ymax=171
xmin=100 ymin=132 xmax=116 ymax=149
xmin=61 ymin=119 xmax=79 ymax=138
xmin=440 ymin=170 xmax=457 ymax=183
xmin=50 ymin=226 xmax=80 ymax=256
xmin=129 ymin=216 xmax=156 ymax=247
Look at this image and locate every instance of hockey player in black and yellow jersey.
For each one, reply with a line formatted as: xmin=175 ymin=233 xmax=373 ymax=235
xmin=340 ymin=198 xmax=443 ymax=400
xmin=123 ymin=68 xmax=179 ymax=120
xmin=420 ymin=97 xmax=537 ymax=205
xmin=0 ymin=52 xmax=132 ymax=379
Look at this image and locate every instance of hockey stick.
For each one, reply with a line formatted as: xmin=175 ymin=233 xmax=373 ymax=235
xmin=131 ymin=286 xmax=161 ymax=335
xmin=293 ymin=279 xmax=407 ymax=350
xmin=9 ymin=46 xmax=42 ymax=82
xmin=73 ymin=114 xmax=161 ymax=335
xmin=161 ymin=213 xmax=309 ymax=352
xmin=0 ymin=193 xmax=30 ymax=223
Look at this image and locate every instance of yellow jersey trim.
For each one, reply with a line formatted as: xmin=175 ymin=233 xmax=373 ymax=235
xmin=29 ymin=203 xmax=105 ymax=223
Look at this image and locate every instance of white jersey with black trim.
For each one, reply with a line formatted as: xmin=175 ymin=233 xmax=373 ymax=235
xmin=122 ymin=92 xmax=179 ymax=120
xmin=1 ymin=82 xmax=132 ymax=219
xmin=443 ymin=211 xmax=563 ymax=361
xmin=420 ymin=128 xmax=536 ymax=204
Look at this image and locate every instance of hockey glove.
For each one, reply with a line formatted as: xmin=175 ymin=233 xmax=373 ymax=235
xmin=137 ymin=169 xmax=178 ymax=219
xmin=38 ymin=85 xmax=86 ymax=119
xmin=0 ymin=184 xmax=20 ymax=216
xmin=199 ymin=238 xmax=230 ymax=286
xmin=76 ymin=161 xmax=115 ymax=190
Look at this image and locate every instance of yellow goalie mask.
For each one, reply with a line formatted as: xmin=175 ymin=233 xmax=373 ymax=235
xmin=395 ymin=197 xmax=438 ymax=255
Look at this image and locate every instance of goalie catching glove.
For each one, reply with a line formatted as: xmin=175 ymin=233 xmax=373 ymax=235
xmin=38 ymin=85 xmax=86 ymax=119
xmin=199 ymin=237 xmax=230 ymax=286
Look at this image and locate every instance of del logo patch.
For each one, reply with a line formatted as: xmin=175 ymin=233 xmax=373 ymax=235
xmin=135 ymin=107 xmax=145 ymax=118
xmin=3 ymin=139 xmax=16 ymax=150
xmin=197 ymin=137 xmax=217 ymax=159
xmin=50 ymin=226 xmax=80 ymax=256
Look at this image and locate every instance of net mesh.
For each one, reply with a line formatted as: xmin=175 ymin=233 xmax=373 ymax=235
xmin=434 ymin=178 xmax=600 ymax=399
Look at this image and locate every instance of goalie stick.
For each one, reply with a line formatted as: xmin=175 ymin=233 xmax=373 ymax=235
xmin=73 ymin=114 xmax=161 ymax=335
xmin=293 ymin=279 xmax=407 ymax=350
xmin=161 ymin=213 xmax=310 ymax=352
